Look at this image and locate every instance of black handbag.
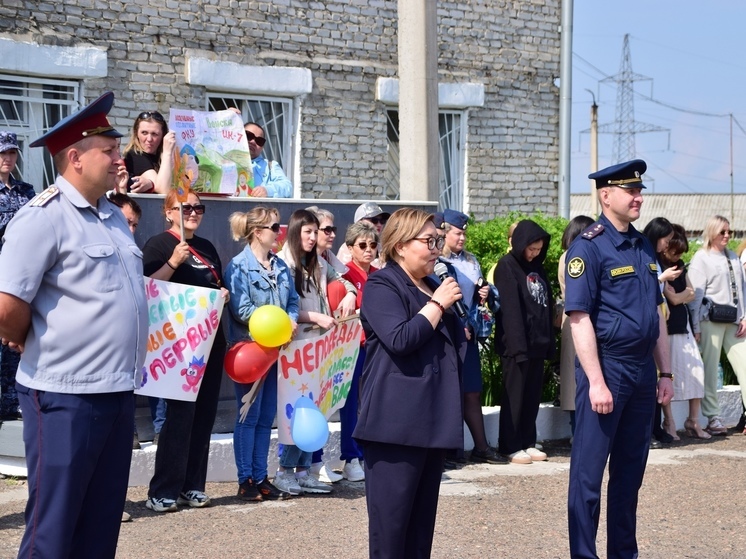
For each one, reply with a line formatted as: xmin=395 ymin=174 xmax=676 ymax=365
xmin=709 ymin=303 xmax=738 ymax=323
xmin=706 ymin=255 xmax=740 ymax=323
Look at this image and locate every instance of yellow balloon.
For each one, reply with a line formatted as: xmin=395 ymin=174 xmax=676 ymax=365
xmin=175 ymin=312 xmax=184 ymax=324
xmin=249 ymin=305 xmax=293 ymax=348
xmin=199 ymin=296 xmax=208 ymax=308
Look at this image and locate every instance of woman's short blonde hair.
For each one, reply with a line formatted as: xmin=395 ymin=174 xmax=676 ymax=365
xmin=703 ymin=215 xmax=729 ymax=250
xmin=229 ymin=207 xmax=280 ymax=243
xmin=380 ymin=208 xmax=433 ymax=264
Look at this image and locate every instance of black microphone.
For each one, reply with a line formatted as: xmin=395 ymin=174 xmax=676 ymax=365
xmin=433 ymin=262 xmax=467 ymax=318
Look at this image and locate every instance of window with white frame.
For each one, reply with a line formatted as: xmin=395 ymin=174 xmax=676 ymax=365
xmin=384 ymin=109 xmax=465 ymax=211
xmin=0 ymin=75 xmax=79 ymax=191
xmin=207 ymin=95 xmax=293 ymax=180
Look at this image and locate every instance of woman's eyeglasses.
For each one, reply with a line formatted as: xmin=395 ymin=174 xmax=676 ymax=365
xmin=245 ymin=131 xmax=267 ymax=147
xmin=171 ymin=204 xmax=206 ymax=215
xmin=355 ymin=241 xmax=378 ymax=251
xmin=319 ymin=226 xmax=337 ymax=235
xmin=260 ymin=223 xmax=281 ymax=233
xmin=365 ymin=216 xmax=388 ymax=225
xmin=139 ymin=111 xmax=165 ymax=123
xmin=412 ymin=236 xmax=445 ymax=251
xmin=720 ymin=229 xmax=732 ymax=236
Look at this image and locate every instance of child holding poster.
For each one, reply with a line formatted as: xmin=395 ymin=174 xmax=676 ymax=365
xmin=224 ymin=207 xmax=300 ymax=501
xmin=275 ymin=209 xmax=357 ymax=495
xmin=143 ymin=189 xmax=229 ymax=513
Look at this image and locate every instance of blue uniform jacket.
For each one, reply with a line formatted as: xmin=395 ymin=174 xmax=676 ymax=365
xmin=564 ymin=213 xmax=663 ymax=362
xmin=353 ymin=260 xmax=466 ymax=449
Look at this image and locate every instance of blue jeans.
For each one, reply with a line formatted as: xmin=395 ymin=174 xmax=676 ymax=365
xmin=279 ymin=444 xmax=312 ymax=469
xmin=149 ymin=397 xmax=167 ymax=434
xmin=339 ymin=345 xmax=364 ymax=462
xmin=233 ymin=364 xmax=278 ymax=484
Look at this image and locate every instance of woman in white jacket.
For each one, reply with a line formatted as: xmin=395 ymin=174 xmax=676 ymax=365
xmin=688 ymin=215 xmax=746 ymax=435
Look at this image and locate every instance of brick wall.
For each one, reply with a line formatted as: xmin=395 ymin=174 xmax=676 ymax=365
xmin=0 ymin=0 xmax=560 ymax=219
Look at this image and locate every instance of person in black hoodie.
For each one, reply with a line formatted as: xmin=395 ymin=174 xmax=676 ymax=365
xmin=494 ymin=220 xmax=556 ymax=464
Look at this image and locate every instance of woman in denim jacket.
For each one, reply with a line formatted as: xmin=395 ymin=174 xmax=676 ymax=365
xmin=224 ymin=206 xmax=300 ymax=501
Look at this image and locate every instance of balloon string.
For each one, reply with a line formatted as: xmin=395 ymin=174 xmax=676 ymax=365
xmin=238 ymin=375 xmax=266 ymax=423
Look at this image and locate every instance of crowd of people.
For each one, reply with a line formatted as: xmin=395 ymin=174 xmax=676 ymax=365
xmin=2 ymin=95 xmax=746 ymax=559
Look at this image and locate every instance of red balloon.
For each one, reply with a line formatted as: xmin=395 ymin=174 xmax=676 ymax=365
xmin=327 ymin=280 xmax=348 ymax=312
xmin=224 ymin=341 xmax=279 ymax=384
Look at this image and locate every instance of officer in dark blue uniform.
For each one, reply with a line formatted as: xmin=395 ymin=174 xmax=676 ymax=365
xmin=564 ymin=159 xmax=674 ymax=559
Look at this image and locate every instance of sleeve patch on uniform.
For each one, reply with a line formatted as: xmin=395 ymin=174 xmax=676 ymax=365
xmin=28 ymin=187 xmax=59 ymax=207
xmin=648 ymin=263 xmax=658 ymax=273
xmin=610 ymin=266 xmax=635 ymax=277
xmin=567 ymin=257 xmax=585 ymax=278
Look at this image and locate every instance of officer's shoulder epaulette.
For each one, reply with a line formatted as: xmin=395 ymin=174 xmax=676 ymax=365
xmin=27 ymin=187 xmax=60 ymax=207
xmin=580 ymin=223 xmax=604 ymax=240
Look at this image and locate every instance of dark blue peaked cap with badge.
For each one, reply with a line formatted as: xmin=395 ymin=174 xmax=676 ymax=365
xmin=30 ymin=92 xmax=122 ymax=157
xmin=443 ymin=209 xmax=469 ymax=230
xmin=589 ymin=159 xmax=647 ymax=190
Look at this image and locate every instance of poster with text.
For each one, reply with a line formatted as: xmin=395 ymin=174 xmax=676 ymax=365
xmin=135 ymin=277 xmax=225 ymax=402
xmin=276 ymin=320 xmax=362 ymax=444
xmin=168 ymin=108 xmax=254 ymax=196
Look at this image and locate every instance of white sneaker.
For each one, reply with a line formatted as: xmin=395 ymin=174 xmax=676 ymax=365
xmin=177 ymin=490 xmax=211 ymax=508
xmin=525 ymin=447 xmax=548 ymax=462
xmin=310 ymin=462 xmax=343 ymax=483
xmin=342 ymin=458 xmax=365 ymax=482
xmin=272 ymin=472 xmax=302 ymax=496
xmin=505 ymin=450 xmax=533 ymax=465
xmin=145 ymin=497 xmax=177 ymax=513
xmin=296 ymin=473 xmax=332 ymax=494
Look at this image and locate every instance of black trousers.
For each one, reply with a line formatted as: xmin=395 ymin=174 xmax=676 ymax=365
xmin=498 ymin=356 xmax=545 ymax=455
xmin=17 ymin=387 xmax=133 ymax=559
xmin=362 ymin=441 xmax=445 ymax=559
xmin=148 ymin=333 xmax=225 ymax=499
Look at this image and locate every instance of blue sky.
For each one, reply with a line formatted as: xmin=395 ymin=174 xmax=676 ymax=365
xmin=571 ymin=0 xmax=746 ymax=194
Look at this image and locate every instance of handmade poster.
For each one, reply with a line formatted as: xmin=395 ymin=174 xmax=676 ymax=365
xmin=276 ymin=319 xmax=362 ymax=444
xmin=135 ymin=277 xmax=225 ymax=402
xmin=168 ymin=108 xmax=254 ymax=196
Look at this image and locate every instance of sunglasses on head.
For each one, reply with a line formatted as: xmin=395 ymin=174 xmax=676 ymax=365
xmin=319 ymin=226 xmax=337 ymax=235
xmin=171 ymin=204 xmax=206 ymax=215
xmin=365 ymin=216 xmax=387 ymax=225
xmin=245 ymin=131 xmax=267 ymax=147
xmin=355 ymin=241 xmax=378 ymax=251
xmin=260 ymin=223 xmax=281 ymax=233
xmin=139 ymin=111 xmax=165 ymax=123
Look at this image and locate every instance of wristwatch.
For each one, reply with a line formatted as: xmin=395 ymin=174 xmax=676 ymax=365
xmin=658 ymin=372 xmax=674 ymax=380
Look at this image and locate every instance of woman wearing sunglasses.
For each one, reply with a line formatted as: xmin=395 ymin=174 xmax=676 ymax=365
xmin=273 ymin=209 xmax=356 ymax=495
xmin=688 ymin=215 xmax=746 ymax=435
xmin=224 ymin=207 xmax=300 ymax=501
xmin=335 ymin=220 xmax=380 ymax=482
xmin=123 ymin=110 xmax=175 ymax=194
xmin=143 ymin=188 xmax=229 ymax=513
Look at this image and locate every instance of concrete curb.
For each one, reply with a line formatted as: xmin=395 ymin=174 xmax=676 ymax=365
xmin=1 ymin=387 xmax=743 ymax=483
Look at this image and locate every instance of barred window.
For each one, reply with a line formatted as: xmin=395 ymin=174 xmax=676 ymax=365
xmin=207 ymin=95 xmax=293 ymax=181
xmin=384 ymin=109 xmax=465 ymax=211
xmin=0 ymin=75 xmax=79 ymax=191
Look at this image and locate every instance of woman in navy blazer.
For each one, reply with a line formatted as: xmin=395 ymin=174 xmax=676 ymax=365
xmin=354 ymin=208 xmax=466 ymax=559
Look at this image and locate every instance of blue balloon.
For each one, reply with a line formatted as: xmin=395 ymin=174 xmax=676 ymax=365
xmin=291 ymin=397 xmax=329 ymax=452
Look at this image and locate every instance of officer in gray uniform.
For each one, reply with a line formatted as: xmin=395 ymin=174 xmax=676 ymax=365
xmin=565 ymin=159 xmax=674 ymax=559
xmin=0 ymin=92 xmax=148 ymax=559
